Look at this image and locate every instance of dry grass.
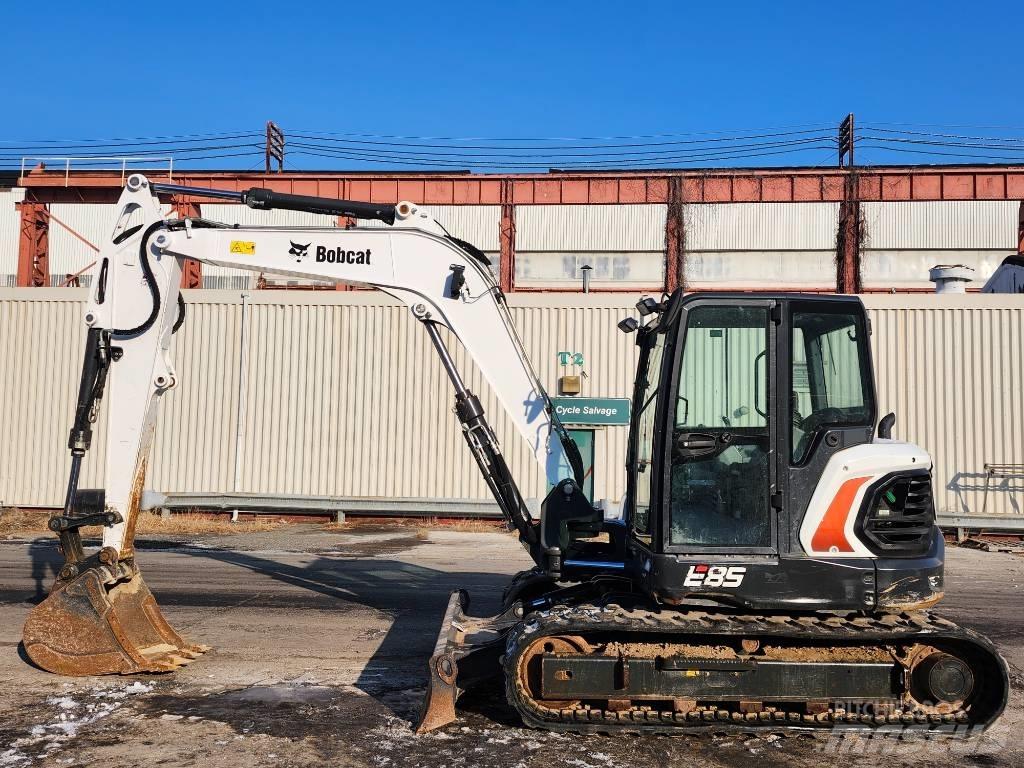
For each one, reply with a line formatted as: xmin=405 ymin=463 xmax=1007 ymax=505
xmin=135 ymin=512 xmax=286 ymax=535
xmin=1 ymin=508 xmax=509 ymax=540
xmin=419 ymin=517 xmax=507 ymax=533
xmin=0 ymin=508 xmax=286 ymax=538
xmin=322 ymin=516 xmax=509 ymax=535
xmin=0 ymin=509 xmax=49 ymax=537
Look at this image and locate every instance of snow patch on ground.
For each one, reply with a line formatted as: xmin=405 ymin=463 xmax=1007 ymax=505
xmin=7 ymin=680 xmax=159 ymax=763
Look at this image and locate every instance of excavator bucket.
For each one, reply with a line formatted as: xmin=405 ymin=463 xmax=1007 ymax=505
xmin=23 ymin=559 xmax=208 ymax=676
xmin=416 ymin=590 xmax=521 ymax=733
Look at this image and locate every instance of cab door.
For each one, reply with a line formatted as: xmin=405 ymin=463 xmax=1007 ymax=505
xmin=663 ymin=299 xmax=778 ymax=554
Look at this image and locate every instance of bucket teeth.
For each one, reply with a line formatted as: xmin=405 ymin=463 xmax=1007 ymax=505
xmin=22 ymin=564 xmax=207 ymax=677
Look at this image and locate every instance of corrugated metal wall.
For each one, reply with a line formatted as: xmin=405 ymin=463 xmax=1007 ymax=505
xmin=0 ymin=290 xmax=639 ymax=508
xmin=686 ymin=203 xmax=840 ymax=251
xmin=0 ymin=188 xmax=25 ymax=287
xmin=516 ymin=204 xmax=667 ymax=251
xmin=0 ymin=290 xmax=1020 ymax=521
xmin=16 ymin=198 xmax=1020 ymax=292
xmin=867 ymin=295 xmax=1024 ymax=519
xmin=861 ymin=201 xmax=1019 ymax=289
xmin=862 ymin=201 xmax=1018 ymax=250
xmin=47 ymin=203 xmax=116 ymax=285
xmin=514 ymin=205 xmax=667 ymax=288
xmin=684 ymin=203 xmax=840 ymax=289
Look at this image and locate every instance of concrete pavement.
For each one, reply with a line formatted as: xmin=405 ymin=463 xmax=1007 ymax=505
xmin=1 ymin=524 xmax=1021 ymax=768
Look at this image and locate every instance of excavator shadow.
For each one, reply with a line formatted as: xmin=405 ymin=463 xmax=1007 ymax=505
xmin=22 ymin=536 xmax=513 ymax=725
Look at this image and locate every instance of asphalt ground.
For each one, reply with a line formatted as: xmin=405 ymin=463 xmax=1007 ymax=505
xmin=1 ymin=524 xmax=1022 ymax=768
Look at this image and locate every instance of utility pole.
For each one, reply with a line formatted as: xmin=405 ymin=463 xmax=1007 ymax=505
xmin=838 ymin=113 xmax=854 ymax=168
xmin=265 ymin=122 xmax=285 ymax=173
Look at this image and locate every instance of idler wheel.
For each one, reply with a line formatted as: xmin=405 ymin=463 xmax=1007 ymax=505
xmin=517 ymin=635 xmax=589 ymax=710
xmin=911 ymin=652 xmax=975 ymax=707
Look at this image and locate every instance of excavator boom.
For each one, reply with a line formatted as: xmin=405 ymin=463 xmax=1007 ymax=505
xmin=23 ymin=175 xmax=580 ymax=683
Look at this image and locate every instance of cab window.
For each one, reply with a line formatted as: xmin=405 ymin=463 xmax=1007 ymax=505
xmin=791 ymin=307 xmax=873 ymax=463
xmin=631 ymin=330 xmax=665 ymax=537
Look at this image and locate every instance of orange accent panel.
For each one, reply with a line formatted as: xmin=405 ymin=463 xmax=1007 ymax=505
xmin=811 ymin=476 xmax=872 ymax=553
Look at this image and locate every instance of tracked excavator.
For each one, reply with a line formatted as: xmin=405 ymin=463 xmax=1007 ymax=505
xmin=23 ymin=174 xmax=1008 ymax=736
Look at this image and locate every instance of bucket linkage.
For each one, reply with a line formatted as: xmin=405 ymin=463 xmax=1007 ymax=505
xmin=22 ymin=327 xmax=207 ymax=676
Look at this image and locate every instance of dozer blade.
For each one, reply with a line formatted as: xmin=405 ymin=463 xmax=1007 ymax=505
xmin=23 ymin=562 xmax=208 ymax=676
xmin=416 ymin=590 xmax=523 ymax=734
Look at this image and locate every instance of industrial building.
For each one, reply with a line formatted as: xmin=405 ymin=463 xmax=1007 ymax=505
xmin=1 ymin=163 xmax=1022 ymax=528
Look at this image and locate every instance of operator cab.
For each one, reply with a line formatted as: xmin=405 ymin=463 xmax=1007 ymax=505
xmin=616 ymin=291 xmax=940 ymax=610
xmin=540 ymin=291 xmax=936 ymax=610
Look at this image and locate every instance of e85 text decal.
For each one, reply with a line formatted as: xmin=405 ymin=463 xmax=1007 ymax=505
xmin=683 ymin=565 xmax=746 ymax=588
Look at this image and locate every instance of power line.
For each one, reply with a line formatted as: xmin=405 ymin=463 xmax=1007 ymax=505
xmin=287 ymin=127 xmax=835 ymax=152
xmin=291 ymin=143 xmax=840 ymax=170
xmin=861 ymin=126 xmax=1024 ymax=143
xmin=0 ymin=150 xmax=264 ymax=168
xmin=857 ymin=144 xmax=1024 ymax=162
xmin=284 ymin=122 xmax=836 ymax=143
xmin=286 ymin=135 xmax=835 ymax=162
xmin=0 ymin=143 xmax=264 ymax=160
xmin=0 ymin=131 xmax=262 ymax=147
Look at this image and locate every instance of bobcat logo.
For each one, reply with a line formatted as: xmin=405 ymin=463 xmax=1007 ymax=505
xmin=289 ymin=241 xmax=311 ymax=262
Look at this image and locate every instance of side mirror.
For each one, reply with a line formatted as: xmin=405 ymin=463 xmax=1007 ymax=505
xmin=617 ymin=317 xmax=639 ymax=334
xmin=636 ymin=297 xmax=662 ymax=316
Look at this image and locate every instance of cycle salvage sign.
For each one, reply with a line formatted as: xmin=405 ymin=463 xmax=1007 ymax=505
xmin=551 ymin=397 xmax=631 ymax=426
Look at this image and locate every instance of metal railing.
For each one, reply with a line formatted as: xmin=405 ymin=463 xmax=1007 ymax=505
xmin=19 ymin=157 xmax=174 ymax=186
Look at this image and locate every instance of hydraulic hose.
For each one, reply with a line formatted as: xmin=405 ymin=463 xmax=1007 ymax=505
xmin=112 ymin=221 xmax=165 ymax=338
xmin=172 ymin=294 xmax=186 ymax=335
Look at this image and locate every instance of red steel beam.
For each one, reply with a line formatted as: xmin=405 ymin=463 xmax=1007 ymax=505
xmin=16 ymin=200 xmax=49 ymax=287
xmin=18 ymin=166 xmax=1024 ymax=204
xmin=171 ymin=198 xmax=203 ymax=289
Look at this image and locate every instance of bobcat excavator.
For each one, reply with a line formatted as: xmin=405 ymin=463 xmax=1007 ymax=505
xmin=23 ymin=174 xmax=1008 ymax=736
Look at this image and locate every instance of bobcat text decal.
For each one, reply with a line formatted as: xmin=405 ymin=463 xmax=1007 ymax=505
xmin=316 ymin=246 xmax=371 ymax=264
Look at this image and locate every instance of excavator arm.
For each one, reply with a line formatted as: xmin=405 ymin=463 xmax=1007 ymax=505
xmin=22 ymin=174 xmax=584 ymax=681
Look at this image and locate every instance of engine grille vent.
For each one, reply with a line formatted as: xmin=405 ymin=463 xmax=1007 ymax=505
xmin=859 ymin=472 xmax=936 ymax=555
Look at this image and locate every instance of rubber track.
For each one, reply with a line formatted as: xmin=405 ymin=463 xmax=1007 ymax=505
xmin=503 ymin=601 xmax=1009 ymax=736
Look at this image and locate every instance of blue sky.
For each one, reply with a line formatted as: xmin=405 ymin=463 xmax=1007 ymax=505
xmin=4 ymin=0 xmax=1023 ymax=170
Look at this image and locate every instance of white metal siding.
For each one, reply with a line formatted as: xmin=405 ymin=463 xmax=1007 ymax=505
xmin=0 ymin=188 xmax=25 ymax=287
xmin=514 ymin=251 xmax=664 ymax=289
xmin=861 ymin=250 xmax=1009 ymax=289
xmin=862 ymin=201 xmax=1018 ymax=250
xmin=860 ymin=202 xmax=1019 ymax=288
xmin=47 ymin=203 xmax=117 ymax=285
xmin=865 ymin=295 xmax=1024 ymax=519
xmin=682 ymin=204 xmax=839 ymax=289
xmin=0 ymin=291 xmax=640 ymax=509
xmin=684 ymin=250 xmax=836 ymax=289
xmin=516 ymin=205 xmax=667 ymax=251
xmin=0 ymin=291 xmax=1020 ymax=521
xmin=0 ymin=293 xmax=108 ymax=504
xmin=685 ymin=203 xmax=840 ymax=251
